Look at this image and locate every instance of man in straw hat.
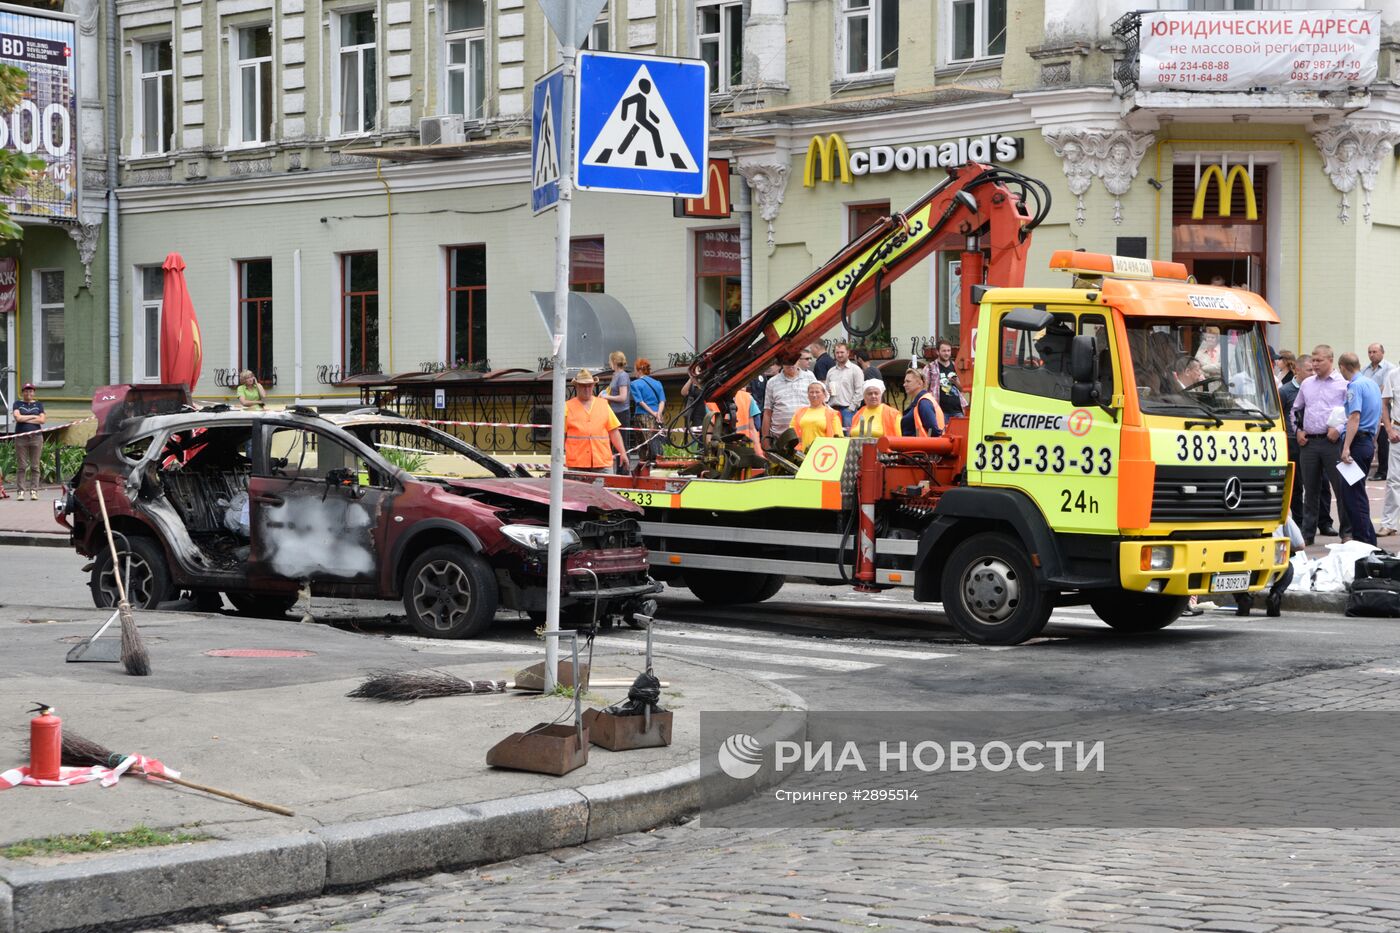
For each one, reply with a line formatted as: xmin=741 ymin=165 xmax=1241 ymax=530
xmin=565 ymin=369 xmax=631 ymax=473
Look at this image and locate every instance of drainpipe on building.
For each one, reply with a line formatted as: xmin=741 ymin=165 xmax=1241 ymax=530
xmin=738 ymin=172 xmax=752 ymax=321
xmin=105 ymin=0 xmax=119 ymax=383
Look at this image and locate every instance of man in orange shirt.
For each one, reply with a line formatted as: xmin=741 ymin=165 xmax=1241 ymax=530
xmin=565 ymin=369 xmax=631 ymax=473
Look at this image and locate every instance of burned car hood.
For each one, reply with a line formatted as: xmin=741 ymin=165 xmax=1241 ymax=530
xmin=441 ymin=477 xmax=641 ymax=513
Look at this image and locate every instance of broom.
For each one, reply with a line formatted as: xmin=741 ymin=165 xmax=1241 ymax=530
xmin=347 ymin=669 xmax=508 ymax=701
xmin=94 ymin=484 xmax=150 ymax=677
xmin=58 ymin=729 xmax=294 ymax=817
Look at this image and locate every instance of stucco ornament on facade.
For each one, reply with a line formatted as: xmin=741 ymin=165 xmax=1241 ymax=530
xmin=71 ymin=0 xmax=99 ymax=35
xmin=736 ymin=161 xmax=789 ymax=249
xmin=1043 ymin=128 xmax=1154 ymax=225
xmin=64 ymin=216 xmax=102 ymax=290
xmin=1312 ymin=123 xmax=1400 ymax=224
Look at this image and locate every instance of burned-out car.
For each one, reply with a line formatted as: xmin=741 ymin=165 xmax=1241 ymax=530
xmin=57 ymin=386 xmax=660 ymax=637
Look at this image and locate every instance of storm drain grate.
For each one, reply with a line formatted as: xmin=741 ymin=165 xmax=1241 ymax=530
xmin=204 ymin=648 xmax=317 ymax=659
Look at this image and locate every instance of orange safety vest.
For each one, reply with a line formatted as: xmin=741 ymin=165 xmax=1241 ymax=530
xmin=852 ymin=403 xmax=900 ymax=438
xmin=790 ymin=405 xmax=841 ymax=450
xmin=908 ymin=390 xmax=946 ymax=438
xmin=734 ymin=389 xmax=761 ymax=447
xmin=564 ymin=397 xmax=618 ymax=469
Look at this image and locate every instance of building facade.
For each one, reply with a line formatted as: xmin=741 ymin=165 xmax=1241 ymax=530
xmin=70 ymin=0 xmax=1400 ymax=413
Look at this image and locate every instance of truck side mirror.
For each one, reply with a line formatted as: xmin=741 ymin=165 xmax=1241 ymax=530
xmin=1070 ymin=335 xmax=1100 ymax=407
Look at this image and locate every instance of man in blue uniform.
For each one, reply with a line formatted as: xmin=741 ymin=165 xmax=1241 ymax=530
xmin=1339 ymin=352 xmax=1382 ymax=546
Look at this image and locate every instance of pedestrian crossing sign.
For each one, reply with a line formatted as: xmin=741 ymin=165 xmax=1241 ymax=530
xmin=531 ymin=66 xmax=565 ymax=214
xmin=575 ymin=51 xmax=709 ymax=198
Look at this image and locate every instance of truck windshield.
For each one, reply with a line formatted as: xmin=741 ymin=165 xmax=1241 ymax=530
xmin=1125 ymin=319 xmax=1279 ymax=421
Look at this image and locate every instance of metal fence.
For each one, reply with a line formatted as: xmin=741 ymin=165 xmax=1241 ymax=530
xmin=1112 ymin=12 xmax=1142 ymax=90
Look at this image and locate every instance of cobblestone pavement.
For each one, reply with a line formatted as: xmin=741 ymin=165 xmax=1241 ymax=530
xmin=153 ymin=657 xmax=1400 ymax=933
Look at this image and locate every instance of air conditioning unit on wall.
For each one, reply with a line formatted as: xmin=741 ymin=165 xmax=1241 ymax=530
xmin=419 ymin=114 xmax=466 ymax=146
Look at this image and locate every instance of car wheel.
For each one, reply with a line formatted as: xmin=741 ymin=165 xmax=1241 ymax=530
xmin=89 ymin=535 xmax=174 ymax=610
xmin=403 ymin=545 xmax=498 ymax=639
xmin=1088 ymin=590 xmax=1189 ymax=633
xmin=684 ymin=569 xmax=776 ymax=605
xmin=752 ymin=574 xmax=785 ymax=603
xmin=226 ymin=592 xmax=298 ymax=619
xmin=940 ymin=532 xmax=1052 ymax=645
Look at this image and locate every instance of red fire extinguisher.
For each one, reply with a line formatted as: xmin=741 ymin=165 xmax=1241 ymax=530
xmin=29 ymin=703 xmax=61 ymax=781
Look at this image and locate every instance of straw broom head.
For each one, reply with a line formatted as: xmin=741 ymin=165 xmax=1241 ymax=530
xmin=94 ymin=483 xmax=151 ymax=677
xmin=347 ymin=669 xmax=507 ymax=701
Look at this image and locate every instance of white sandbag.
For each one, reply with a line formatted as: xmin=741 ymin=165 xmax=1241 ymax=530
xmin=1286 ymin=552 xmax=1315 ymax=592
xmin=1312 ymin=540 xmax=1383 ymax=592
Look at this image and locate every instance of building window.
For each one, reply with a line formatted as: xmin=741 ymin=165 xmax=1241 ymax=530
xmin=694 ymin=228 xmax=740 ymax=350
xmin=234 ymin=26 xmax=273 ymax=145
xmin=582 ymin=3 xmax=609 ymax=51
xmin=34 ymin=269 xmax=64 ymax=385
xmin=239 ymin=259 xmax=274 ymax=380
xmin=570 ymin=238 xmax=604 ymax=293
xmin=447 ymin=245 xmax=487 ymax=364
xmin=136 ymin=39 xmax=174 ymax=154
xmin=697 ymin=1 xmax=743 ymax=92
xmin=444 ymin=0 xmax=486 ymax=121
xmin=335 ymin=10 xmax=377 ymax=135
xmin=841 ymin=0 xmax=898 ymax=76
xmin=341 ymin=252 xmax=379 ymax=374
xmin=135 ymin=266 xmax=162 ymax=382
xmin=949 ymin=0 xmax=1005 ymax=63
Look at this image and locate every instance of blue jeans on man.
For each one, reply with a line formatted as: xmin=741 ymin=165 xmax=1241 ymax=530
xmin=1342 ymin=432 xmax=1377 ymax=546
xmin=837 ymin=407 xmax=854 ymax=431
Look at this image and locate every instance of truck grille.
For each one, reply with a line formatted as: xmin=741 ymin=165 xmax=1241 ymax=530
xmin=1151 ymin=466 xmax=1286 ymax=523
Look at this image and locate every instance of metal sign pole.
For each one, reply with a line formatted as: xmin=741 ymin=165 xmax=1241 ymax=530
xmin=543 ymin=0 xmax=577 ymax=694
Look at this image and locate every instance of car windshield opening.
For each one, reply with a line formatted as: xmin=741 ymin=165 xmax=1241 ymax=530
xmin=1125 ymin=319 xmax=1279 ymax=420
xmin=348 ymin=422 xmax=512 ymax=479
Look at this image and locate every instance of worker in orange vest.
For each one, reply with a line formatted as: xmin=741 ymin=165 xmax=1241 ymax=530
xmin=789 ymin=381 xmax=845 ymax=451
xmin=565 ymin=369 xmax=631 ymax=473
xmin=851 ymin=379 xmax=900 ymax=438
xmin=900 ymin=368 xmax=945 ymax=437
xmin=702 ymin=389 xmax=763 ymax=448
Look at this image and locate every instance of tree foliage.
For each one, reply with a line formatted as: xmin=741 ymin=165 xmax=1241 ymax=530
xmin=0 ymin=63 xmax=47 ymax=240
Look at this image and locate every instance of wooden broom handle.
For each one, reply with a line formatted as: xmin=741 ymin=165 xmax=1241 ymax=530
xmin=146 ymin=770 xmax=295 ymax=816
xmin=94 ymin=484 xmax=130 ymax=606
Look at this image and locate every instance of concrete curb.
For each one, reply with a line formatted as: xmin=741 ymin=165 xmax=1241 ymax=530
xmin=0 ymin=694 xmax=807 ymax=932
xmin=0 ymin=533 xmax=67 ymax=549
xmin=1281 ymin=590 xmax=1348 ymax=614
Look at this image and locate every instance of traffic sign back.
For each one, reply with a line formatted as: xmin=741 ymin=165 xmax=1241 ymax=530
xmin=575 ymin=51 xmax=709 ymax=198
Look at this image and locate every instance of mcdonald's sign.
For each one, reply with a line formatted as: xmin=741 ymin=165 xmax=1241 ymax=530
xmin=804 ymin=134 xmax=852 ymax=187
xmin=674 ymin=158 xmax=732 ymax=218
xmin=1191 ymin=164 xmax=1259 ymax=221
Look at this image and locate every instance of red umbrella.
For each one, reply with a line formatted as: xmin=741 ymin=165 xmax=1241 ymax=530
xmin=159 ymin=252 xmax=203 ymax=390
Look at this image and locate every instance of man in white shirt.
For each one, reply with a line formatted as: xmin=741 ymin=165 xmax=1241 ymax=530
xmin=761 ymin=347 xmax=816 ymax=447
xmin=1378 ymin=363 xmax=1400 ymax=535
xmin=1365 ymin=343 xmax=1394 ymax=481
xmin=825 ymin=341 xmax=865 ymax=431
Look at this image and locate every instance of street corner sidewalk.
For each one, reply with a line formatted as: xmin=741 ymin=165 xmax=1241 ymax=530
xmin=0 ymin=605 xmax=804 ymax=933
xmin=0 ymin=486 xmax=68 ymax=548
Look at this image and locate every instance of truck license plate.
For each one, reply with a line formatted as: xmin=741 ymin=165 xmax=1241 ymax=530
xmin=1210 ymin=572 xmax=1250 ymax=593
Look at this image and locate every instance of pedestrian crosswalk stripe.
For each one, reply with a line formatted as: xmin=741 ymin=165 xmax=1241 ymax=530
xmin=638 ymin=642 xmax=879 ymax=673
xmin=580 ymin=64 xmax=698 ymax=173
xmin=532 ymin=83 xmax=560 ymax=188
xmin=737 ymin=669 xmax=802 ymax=681
xmin=644 ymin=627 xmax=955 ymax=661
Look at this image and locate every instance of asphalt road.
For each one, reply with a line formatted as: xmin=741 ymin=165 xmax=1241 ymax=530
xmin=9 ymin=545 xmax=1400 ymax=931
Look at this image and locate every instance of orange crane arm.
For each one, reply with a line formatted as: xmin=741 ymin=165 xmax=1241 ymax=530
xmin=690 ymin=163 xmax=1051 ymax=405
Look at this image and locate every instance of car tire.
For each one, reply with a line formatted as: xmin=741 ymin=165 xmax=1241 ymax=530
xmin=226 ymin=592 xmax=298 ymax=619
xmin=89 ymin=535 xmax=174 ymax=610
xmin=940 ymin=532 xmax=1052 ymax=645
xmin=684 ymin=569 xmax=777 ymax=605
xmin=403 ymin=545 xmax=498 ymax=639
xmin=752 ymin=574 xmax=785 ymax=603
xmin=1088 ymin=589 xmax=1189 ymax=633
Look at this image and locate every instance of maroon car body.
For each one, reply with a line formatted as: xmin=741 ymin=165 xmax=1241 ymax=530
xmin=59 ymin=386 xmax=659 ymax=637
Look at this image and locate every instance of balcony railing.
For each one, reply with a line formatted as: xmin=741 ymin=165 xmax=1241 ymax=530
xmin=214 ymin=367 xmax=277 ymax=388
xmin=316 ymin=363 xmax=382 ymax=385
xmin=1112 ymin=11 xmax=1142 ymax=90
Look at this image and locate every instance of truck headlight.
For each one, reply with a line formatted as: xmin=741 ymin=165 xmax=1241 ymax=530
xmin=1275 ymin=539 xmax=1290 ymax=565
xmin=1140 ymin=545 xmax=1174 ymax=571
xmin=501 ymin=524 xmax=580 ymax=551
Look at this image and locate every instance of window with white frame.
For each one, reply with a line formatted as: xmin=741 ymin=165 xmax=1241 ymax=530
xmin=335 ymin=9 xmax=377 ymax=135
xmin=135 ymin=266 xmax=162 ymax=383
xmin=948 ymin=0 xmax=1006 ymax=63
xmin=840 ymin=0 xmax=898 ymax=76
xmin=697 ymin=1 xmax=743 ymax=92
xmin=136 ymin=38 xmax=174 ymax=154
xmin=233 ymin=25 xmax=273 ymax=145
xmin=582 ymin=2 xmax=609 ymax=51
xmin=444 ymin=0 xmax=486 ymax=121
xmin=34 ymin=270 xmax=64 ymax=385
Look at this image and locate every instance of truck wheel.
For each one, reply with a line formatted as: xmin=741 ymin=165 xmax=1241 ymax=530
xmin=940 ymin=533 xmax=1051 ymax=645
xmin=403 ymin=546 xmax=498 ymax=638
xmin=752 ymin=574 xmax=785 ymax=603
xmin=685 ymin=569 xmax=775 ymax=605
xmin=1088 ymin=590 xmax=1189 ymax=633
xmin=89 ymin=535 xmax=174 ymax=610
xmin=226 ymin=592 xmax=298 ymax=619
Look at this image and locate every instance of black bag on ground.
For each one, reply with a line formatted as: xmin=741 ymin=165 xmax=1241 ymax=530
xmin=1355 ymin=552 xmax=1400 ymax=584
xmin=1346 ymin=578 xmax=1400 ymax=618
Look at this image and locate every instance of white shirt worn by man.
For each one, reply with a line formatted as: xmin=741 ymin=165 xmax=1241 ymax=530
xmin=825 ymin=360 xmax=864 ymax=411
xmin=763 ymin=368 xmax=816 ymax=436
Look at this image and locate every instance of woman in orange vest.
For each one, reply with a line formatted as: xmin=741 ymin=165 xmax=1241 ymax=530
xmin=565 ymin=369 xmax=631 ymax=473
xmin=901 ymin=369 xmax=945 ymax=438
xmin=851 ymin=378 xmax=900 ymax=438
xmin=789 ymin=381 xmax=844 ymax=451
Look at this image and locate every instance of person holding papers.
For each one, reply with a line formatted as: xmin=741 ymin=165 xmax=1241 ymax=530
xmin=1338 ymin=352 xmax=1381 ymax=546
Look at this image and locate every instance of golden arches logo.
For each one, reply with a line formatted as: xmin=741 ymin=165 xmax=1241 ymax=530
xmin=682 ymin=159 xmax=731 ymax=216
xmin=1191 ymin=164 xmax=1258 ymax=221
xmin=804 ymin=134 xmax=852 ymax=187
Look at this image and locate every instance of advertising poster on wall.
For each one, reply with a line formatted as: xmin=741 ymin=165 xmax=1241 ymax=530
xmin=0 ymin=5 xmax=78 ymax=221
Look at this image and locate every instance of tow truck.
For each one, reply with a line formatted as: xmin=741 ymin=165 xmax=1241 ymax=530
xmin=584 ymin=163 xmax=1291 ymax=645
